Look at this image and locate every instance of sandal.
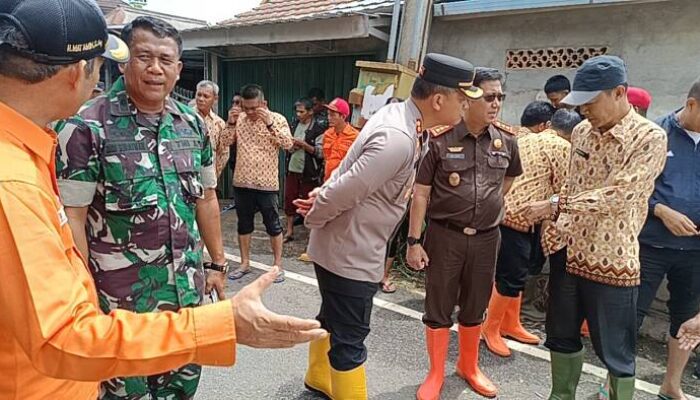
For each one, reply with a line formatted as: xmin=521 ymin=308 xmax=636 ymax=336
xmin=228 ymin=267 xmax=251 ymax=280
xmin=298 ymin=253 xmax=312 ymax=263
xmin=381 ymin=281 xmax=397 ymax=294
xmin=274 ymin=270 xmax=286 ymax=283
xmin=283 ymin=235 xmax=294 ymax=243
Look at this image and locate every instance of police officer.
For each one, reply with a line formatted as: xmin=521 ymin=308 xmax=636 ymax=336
xmin=56 ymin=16 xmax=230 ymax=399
xmin=408 ymin=68 xmax=522 ymax=399
xmin=294 ymin=54 xmax=482 ymax=399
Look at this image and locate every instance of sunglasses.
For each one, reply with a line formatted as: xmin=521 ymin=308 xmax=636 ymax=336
xmin=482 ymin=93 xmax=507 ymax=103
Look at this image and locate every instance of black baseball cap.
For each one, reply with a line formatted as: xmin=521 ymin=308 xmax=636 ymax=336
xmin=562 ymin=55 xmax=628 ymax=106
xmin=0 ymin=0 xmax=129 ymax=65
xmin=419 ymin=53 xmax=483 ymax=99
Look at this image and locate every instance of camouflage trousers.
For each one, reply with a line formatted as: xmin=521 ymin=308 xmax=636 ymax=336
xmin=99 ymin=363 xmax=201 ymax=400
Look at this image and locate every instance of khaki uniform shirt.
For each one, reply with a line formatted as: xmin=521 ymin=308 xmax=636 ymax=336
xmin=306 ymin=100 xmax=427 ymax=283
xmin=558 ymin=109 xmax=667 ymax=286
xmin=416 ymin=122 xmax=522 ymax=230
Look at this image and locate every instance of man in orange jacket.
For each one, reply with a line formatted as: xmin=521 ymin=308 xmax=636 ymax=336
xmin=0 ymin=1 xmax=326 ymax=399
xmin=322 ymin=97 xmax=359 ymax=181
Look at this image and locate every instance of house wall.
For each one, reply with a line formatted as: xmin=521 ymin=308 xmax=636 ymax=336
xmin=428 ymin=0 xmax=700 ymax=124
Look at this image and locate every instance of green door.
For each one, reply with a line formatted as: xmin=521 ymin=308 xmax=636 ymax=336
xmin=217 ymin=54 xmax=374 ymax=199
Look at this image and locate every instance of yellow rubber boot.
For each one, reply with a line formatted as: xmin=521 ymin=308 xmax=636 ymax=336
xmin=304 ymin=336 xmax=332 ymax=398
xmin=330 ymin=364 xmax=367 ymax=400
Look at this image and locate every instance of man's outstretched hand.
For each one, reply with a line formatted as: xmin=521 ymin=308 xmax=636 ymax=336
xmin=231 ymin=267 xmax=327 ymax=348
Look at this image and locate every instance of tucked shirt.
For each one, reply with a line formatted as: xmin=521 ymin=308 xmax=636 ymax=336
xmin=220 ymin=111 xmax=293 ymax=192
xmin=322 ymin=123 xmax=360 ymax=181
xmin=288 ymin=121 xmax=309 ymax=174
xmin=557 ymin=109 xmax=667 ymax=287
xmin=306 ymin=100 xmax=427 ymax=283
xmin=199 ymin=109 xmax=230 ymax=178
xmin=416 ymin=122 xmax=522 ymax=230
xmin=503 ymin=128 xmax=570 ymax=232
xmin=639 ymin=111 xmax=700 ymax=250
xmin=0 ymin=101 xmax=235 ymax=400
xmin=56 ymin=77 xmax=216 ymax=314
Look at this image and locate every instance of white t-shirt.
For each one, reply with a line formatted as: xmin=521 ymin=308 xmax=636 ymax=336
xmin=685 ymin=129 xmax=700 ymax=145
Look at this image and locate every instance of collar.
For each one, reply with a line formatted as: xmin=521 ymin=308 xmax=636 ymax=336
xmin=406 ymin=98 xmax=423 ymax=134
xmin=0 ymin=101 xmax=56 ymax=165
xmin=596 ymin=107 xmax=635 ymax=143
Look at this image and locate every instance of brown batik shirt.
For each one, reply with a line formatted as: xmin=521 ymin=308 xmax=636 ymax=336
xmin=198 ymin=110 xmax=229 ymax=178
xmin=557 ymin=109 xmax=667 ymax=286
xmin=503 ymin=128 xmax=570 ymax=233
xmin=219 ymin=111 xmax=293 ymax=192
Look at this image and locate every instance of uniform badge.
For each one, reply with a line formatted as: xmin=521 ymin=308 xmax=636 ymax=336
xmin=449 ymin=172 xmax=460 ymax=187
xmin=493 ymin=138 xmax=503 ymax=150
xmin=447 ymin=147 xmax=463 ymax=152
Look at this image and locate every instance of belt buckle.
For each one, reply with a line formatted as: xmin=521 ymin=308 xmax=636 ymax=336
xmin=462 ymin=227 xmax=476 ymax=236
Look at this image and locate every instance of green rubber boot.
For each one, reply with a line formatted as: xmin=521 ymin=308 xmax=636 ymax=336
xmin=548 ymin=350 xmax=584 ymax=400
xmin=609 ymin=376 xmax=635 ymax=400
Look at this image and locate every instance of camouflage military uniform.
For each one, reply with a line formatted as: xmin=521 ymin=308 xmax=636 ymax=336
xmin=55 ymin=77 xmax=217 ymax=400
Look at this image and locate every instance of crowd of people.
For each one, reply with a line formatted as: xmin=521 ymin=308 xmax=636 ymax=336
xmin=2 ymin=1 xmax=700 ymax=400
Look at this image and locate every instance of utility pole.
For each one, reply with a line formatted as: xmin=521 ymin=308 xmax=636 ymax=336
xmin=396 ymin=0 xmax=434 ymax=71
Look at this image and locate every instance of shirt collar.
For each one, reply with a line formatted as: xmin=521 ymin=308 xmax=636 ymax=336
xmin=0 ymin=101 xmax=56 ymax=165
xmin=597 ymin=107 xmax=636 ymax=143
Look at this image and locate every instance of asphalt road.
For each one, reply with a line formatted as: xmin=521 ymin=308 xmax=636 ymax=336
xmin=194 ymin=210 xmax=697 ymax=399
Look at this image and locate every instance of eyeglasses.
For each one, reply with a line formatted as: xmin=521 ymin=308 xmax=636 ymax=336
xmin=482 ymin=93 xmax=507 ymax=103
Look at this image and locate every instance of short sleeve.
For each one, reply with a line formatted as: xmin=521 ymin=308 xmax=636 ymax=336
xmin=56 ymin=118 xmax=102 ymax=207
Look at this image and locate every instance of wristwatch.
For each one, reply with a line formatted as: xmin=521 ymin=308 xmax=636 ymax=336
xmin=407 ymin=236 xmax=421 ymax=246
xmin=549 ymin=194 xmax=560 ymax=206
xmin=204 ymin=261 xmax=229 ymax=274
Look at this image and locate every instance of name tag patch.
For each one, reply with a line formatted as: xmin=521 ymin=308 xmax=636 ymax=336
xmin=446 ymin=153 xmax=465 ymax=159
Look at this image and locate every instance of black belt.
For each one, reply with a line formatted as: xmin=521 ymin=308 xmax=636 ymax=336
xmin=430 ymin=219 xmax=498 ymax=236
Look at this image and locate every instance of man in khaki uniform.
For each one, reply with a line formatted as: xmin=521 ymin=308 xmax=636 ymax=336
xmin=408 ymin=68 xmax=522 ymax=399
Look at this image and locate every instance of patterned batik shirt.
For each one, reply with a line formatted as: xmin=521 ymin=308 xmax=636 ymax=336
xmin=503 ymin=128 xmax=570 ymax=233
xmin=557 ymin=109 xmax=667 ymax=287
xmin=198 ymin=109 xmax=230 ymax=178
xmin=55 ymin=77 xmax=217 ymax=314
xmin=219 ymin=111 xmax=293 ymax=192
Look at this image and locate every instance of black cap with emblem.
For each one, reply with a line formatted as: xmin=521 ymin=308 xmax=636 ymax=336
xmin=0 ymin=0 xmax=129 ymax=65
xmin=419 ymin=53 xmax=483 ymax=99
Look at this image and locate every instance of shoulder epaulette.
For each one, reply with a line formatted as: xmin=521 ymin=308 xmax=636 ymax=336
xmin=429 ymin=125 xmax=452 ymax=138
xmin=493 ymin=119 xmax=517 ymax=136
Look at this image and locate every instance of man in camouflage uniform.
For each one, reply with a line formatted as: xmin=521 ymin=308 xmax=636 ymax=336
xmin=56 ymin=16 xmax=228 ymax=400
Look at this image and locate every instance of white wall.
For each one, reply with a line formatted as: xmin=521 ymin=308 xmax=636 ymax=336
xmin=428 ymin=0 xmax=700 ymax=124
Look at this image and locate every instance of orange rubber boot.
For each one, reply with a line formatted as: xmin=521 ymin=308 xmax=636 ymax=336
xmin=581 ymin=320 xmax=590 ymax=338
xmin=456 ymin=325 xmax=498 ymax=398
xmin=416 ymin=327 xmax=450 ymax=400
xmin=481 ymin=288 xmax=511 ymax=357
xmin=501 ymin=293 xmax=540 ymax=345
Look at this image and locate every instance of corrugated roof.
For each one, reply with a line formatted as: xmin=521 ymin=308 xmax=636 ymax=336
xmin=217 ymin=0 xmax=395 ymax=27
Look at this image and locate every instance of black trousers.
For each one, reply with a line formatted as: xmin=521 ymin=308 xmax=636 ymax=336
xmin=495 ymin=225 xmax=542 ymax=297
xmin=545 ymin=248 xmax=638 ymax=378
xmin=314 ymin=264 xmax=379 ymax=371
xmin=233 ymin=187 xmax=283 ymax=236
xmin=637 ymin=244 xmax=700 ymax=338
